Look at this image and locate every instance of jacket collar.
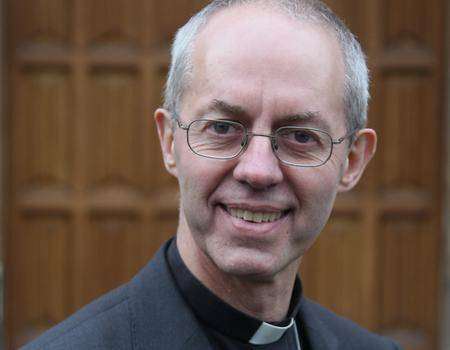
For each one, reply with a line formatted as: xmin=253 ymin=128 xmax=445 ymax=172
xmin=166 ymin=238 xmax=303 ymax=345
xmin=128 ymin=240 xmax=213 ymax=350
xmin=127 ymin=239 xmax=339 ymax=350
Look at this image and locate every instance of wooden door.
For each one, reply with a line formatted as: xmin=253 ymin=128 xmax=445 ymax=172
xmin=5 ymin=1 xmax=206 ymax=347
xmin=4 ymin=1 xmax=445 ymax=350
xmin=301 ymin=1 xmax=445 ymax=350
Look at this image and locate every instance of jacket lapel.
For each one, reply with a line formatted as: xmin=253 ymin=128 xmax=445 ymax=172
xmin=129 ymin=241 xmax=341 ymax=350
xmin=299 ymin=298 xmax=339 ymax=350
xmin=128 ymin=241 xmax=214 ymax=350
xmin=183 ymin=330 xmax=215 ymax=350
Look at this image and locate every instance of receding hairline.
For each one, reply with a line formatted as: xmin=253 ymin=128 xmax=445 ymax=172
xmin=194 ymin=1 xmax=342 ymax=47
xmin=184 ymin=1 xmax=346 ymax=102
xmin=164 ymin=0 xmax=370 ymax=133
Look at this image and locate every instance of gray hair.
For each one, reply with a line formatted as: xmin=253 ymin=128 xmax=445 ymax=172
xmin=163 ymin=0 xmax=369 ymax=132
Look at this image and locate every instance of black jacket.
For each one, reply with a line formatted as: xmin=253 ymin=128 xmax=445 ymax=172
xmin=23 ymin=240 xmax=401 ymax=350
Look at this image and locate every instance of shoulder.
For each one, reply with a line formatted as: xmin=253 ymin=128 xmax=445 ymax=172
xmin=300 ymin=298 xmax=401 ymax=350
xmin=21 ymin=284 xmax=133 ymax=350
xmin=21 ymin=240 xmax=196 ymax=350
xmin=21 ymin=243 xmax=170 ymax=350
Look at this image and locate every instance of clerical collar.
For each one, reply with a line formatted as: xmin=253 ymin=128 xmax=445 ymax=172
xmin=166 ymin=239 xmax=303 ymax=345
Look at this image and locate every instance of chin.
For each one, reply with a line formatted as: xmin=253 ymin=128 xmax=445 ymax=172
xmin=210 ymin=248 xmax=289 ymax=281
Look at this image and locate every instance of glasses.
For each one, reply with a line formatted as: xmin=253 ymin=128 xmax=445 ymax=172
xmin=176 ymin=118 xmax=354 ymax=167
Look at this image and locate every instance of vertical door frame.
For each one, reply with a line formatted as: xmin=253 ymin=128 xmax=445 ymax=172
xmin=0 ymin=0 xmax=5 ymax=333
xmin=0 ymin=0 xmax=6 ymax=345
xmin=0 ymin=0 xmax=3 ymax=253
xmin=1 ymin=0 xmax=10 ymax=346
xmin=442 ymin=1 xmax=450 ymax=349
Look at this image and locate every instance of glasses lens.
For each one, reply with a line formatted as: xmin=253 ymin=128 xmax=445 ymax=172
xmin=187 ymin=119 xmax=245 ymax=159
xmin=275 ymin=127 xmax=332 ymax=166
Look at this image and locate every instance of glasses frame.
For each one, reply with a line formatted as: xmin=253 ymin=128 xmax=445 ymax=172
xmin=175 ymin=118 xmax=356 ymax=168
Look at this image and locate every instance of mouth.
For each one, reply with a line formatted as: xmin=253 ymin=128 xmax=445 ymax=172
xmin=220 ymin=204 xmax=289 ymax=224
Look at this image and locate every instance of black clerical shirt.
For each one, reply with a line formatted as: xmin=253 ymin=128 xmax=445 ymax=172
xmin=166 ymin=239 xmax=310 ymax=349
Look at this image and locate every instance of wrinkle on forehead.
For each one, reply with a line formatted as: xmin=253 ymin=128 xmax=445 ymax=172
xmin=184 ymin=3 xmax=346 ymax=130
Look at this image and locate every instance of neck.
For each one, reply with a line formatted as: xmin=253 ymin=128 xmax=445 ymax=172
xmin=208 ymin=268 xmax=298 ymax=322
xmin=176 ymin=226 xmax=300 ymax=322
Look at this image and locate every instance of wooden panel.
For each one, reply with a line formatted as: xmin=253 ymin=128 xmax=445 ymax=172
xmin=146 ymin=205 xmax=179 ymax=255
xmin=153 ymin=0 xmax=209 ymax=44
xmin=13 ymin=67 xmax=74 ymax=188
xmin=382 ymin=0 xmax=442 ymax=49
xmin=11 ymin=0 xmax=72 ymax=45
xmin=10 ymin=214 xmax=72 ymax=348
xmin=324 ymin=0 xmax=370 ymax=46
xmin=301 ymin=213 xmax=370 ymax=328
xmin=377 ymin=73 xmax=437 ymax=190
xmin=372 ymin=4 xmax=442 ymax=347
xmin=74 ymin=213 xmax=145 ymax=307
xmin=379 ymin=215 xmax=437 ymax=350
xmin=85 ymin=67 xmax=145 ymax=189
xmin=85 ymin=0 xmax=145 ymax=47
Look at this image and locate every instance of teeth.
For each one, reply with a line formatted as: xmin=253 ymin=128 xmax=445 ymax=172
xmin=243 ymin=210 xmax=253 ymax=221
xmin=228 ymin=207 xmax=283 ymax=223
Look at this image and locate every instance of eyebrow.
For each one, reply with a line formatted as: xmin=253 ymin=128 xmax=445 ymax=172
xmin=202 ymin=99 xmax=331 ymax=131
xmin=280 ymin=111 xmax=332 ymax=132
xmin=285 ymin=111 xmax=319 ymax=123
xmin=208 ymin=99 xmax=250 ymax=118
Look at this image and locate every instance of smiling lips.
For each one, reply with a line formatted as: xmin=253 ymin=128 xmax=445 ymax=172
xmin=226 ymin=206 xmax=285 ymax=223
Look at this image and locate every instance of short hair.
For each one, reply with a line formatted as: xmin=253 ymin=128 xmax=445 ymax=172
xmin=163 ymin=0 xmax=369 ymax=132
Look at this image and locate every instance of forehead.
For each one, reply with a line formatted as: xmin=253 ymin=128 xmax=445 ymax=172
xmin=184 ymin=4 xmax=345 ymax=129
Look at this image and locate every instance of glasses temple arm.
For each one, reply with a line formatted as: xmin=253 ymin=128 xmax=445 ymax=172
xmin=332 ymin=129 xmax=360 ymax=145
xmin=175 ymin=119 xmax=189 ymax=130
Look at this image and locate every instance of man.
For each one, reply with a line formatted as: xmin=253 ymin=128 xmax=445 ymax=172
xmin=24 ymin=0 xmax=400 ymax=349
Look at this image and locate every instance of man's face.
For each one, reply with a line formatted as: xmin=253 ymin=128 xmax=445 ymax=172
xmin=157 ymin=5 xmax=371 ymax=281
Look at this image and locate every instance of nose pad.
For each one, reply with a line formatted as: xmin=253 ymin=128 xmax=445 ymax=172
xmin=271 ymin=137 xmax=279 ymax=151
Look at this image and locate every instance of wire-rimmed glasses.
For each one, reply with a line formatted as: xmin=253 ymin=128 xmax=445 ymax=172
xmin=175 ymin=118 xmax=354 ymax=167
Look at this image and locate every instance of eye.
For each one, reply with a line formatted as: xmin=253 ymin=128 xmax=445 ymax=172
xmin=204 ymin=120 xmax=244 ymax=137
xmin=294 ymin=130 xmax=314 ymax=143
xmin=279 ymin=128 xmax=319 ymax=144
xmin=211 ymin=121 xmax=232 ymax=134
xmin=276 ymin=128 xmax=327 ymax=151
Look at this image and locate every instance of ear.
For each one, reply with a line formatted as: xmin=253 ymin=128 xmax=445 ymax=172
xmin=154 ymin=108 xmax=178 ymax=178
xmin=338 ymin=128 xmax=377 ymax=192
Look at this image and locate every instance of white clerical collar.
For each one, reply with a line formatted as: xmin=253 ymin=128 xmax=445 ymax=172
xmin=167 ymin=239 xmax=303 ymax=347
xmin=250 ymin=318 xmax=295 ymax=345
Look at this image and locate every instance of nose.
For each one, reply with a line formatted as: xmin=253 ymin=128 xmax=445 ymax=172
xmin=233 ymin=135 xmax=284 ymax=190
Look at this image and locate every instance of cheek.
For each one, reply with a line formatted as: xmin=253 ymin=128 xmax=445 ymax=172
xmin=175 ymin=145 xmax=231 ymax=207
xmin=290 ymin=166 xmax=341 ymax=222
xmin=290 ymin=163 xmax=341 ymax=196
